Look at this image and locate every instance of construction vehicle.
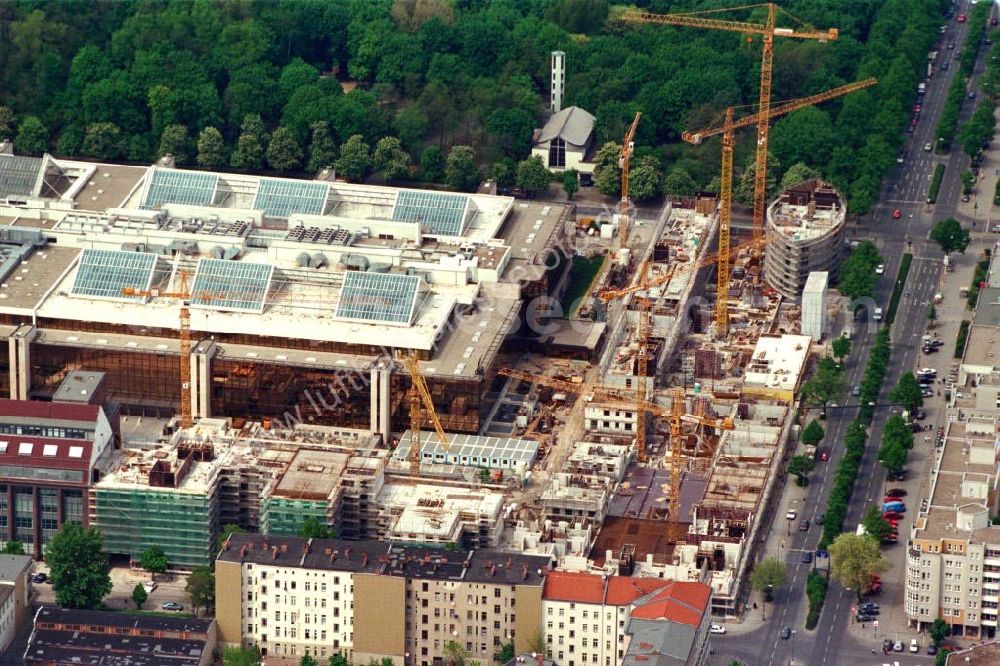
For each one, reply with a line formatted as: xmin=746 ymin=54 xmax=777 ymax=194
xmin=618 ymin=112 xmax=642 ymax=254
xmin=401 ymin=352 xmax=450 ymax=474
xmin=682 ymin=78 xmax=878 ymax=335
xmin=623 ymin=4 xmax=838 ymax=245
xmin=498 ymin=368 xmax=733 ymax=541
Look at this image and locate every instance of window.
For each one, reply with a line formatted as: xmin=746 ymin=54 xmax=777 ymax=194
xmin=548 ymin=138 xmax=566 ymax=169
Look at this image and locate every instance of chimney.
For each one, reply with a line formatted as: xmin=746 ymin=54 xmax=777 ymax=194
xmin=550 ymin=51 xmax=566 ymax=113
xmin=491 ymin=564 xmax=497 ymax=577
xmin=223 ymin=540 xmax=230 ymax=551
xmin=280 ymin=544 xmax=288 ymax=553
xmin=325 ymin=548 xmax=332 ymax=556
xmin=271 ymin=546 xmax=279 ymax=560
xmin=330 ymin=552 xmax=337 ymax=564
xmin=345 ymin=546 xmax=352 ymax=560
xmin=362 ymin=552 xmax=369 ymax=566
xmin=303 ymin=542 xmax=310 ymax=555
xmin=240 ymin=544 xmax=248 ymax=558
xmin=522 ymin=564 xmax=528 ymax=581
xmin=262 ymin=539 xmax=269 ymax=550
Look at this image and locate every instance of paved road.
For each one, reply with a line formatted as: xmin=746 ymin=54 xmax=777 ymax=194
xmin=715 ymin=3 xmax=990 ymax=664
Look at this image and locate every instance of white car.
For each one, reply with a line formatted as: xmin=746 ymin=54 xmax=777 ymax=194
xmin=919 ymin=368 xmax=937 ymax=376
xmin=910 ymin=638 xmax=919 ymax=653
xmin=786 ymin=509 xmax=797 ymax=520
xmin=924 ymin=142 xmax=933 ymax=151
xmin=873 ymin=307 xmax=884 ymax=321
xmin=142 ymin=581 xmax=157 ymax=593
xmin=875 ymin=264 xmax=885 ymax=275
xmin=992 ymin=223 xmax=1000 ymax=233
xmin=710 ymin=624 xmax=726 ymax=635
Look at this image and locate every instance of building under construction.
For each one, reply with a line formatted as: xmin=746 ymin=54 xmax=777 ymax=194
xmin=0 ymin=151 xmax=573 ymax=438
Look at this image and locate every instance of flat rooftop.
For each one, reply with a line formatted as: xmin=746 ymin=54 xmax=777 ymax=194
xmin=964 ymin=324 xmax=1000 ymax=368
xmin=742 ymin=334 xmax=811 ymax=393
xmin=609 ymin=467 xmax=707 ymax=521
xmin=766 ymin=179 xmax=845 ymax=243
xmin=269 ymin=448 xmax=349 ymax=501
xmin=392 ymin=431 xmax=539 ymax=468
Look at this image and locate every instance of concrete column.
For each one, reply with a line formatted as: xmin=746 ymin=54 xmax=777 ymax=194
xmin=8 ymin=324 xmax=36 ymax=400
xmin=191 ymin=340 xmax=217 ymax=419
xmin=370 ymin=366 xmax=380 ymax=432
xmin=379 ymin=364 xmax=392 ymax=437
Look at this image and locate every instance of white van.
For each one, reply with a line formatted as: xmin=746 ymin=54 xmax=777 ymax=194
xmin=874 ymin=307 xmax=884 ymax=321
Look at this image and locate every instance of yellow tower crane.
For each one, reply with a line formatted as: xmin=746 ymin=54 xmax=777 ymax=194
xmin=618 ymin=112 xmax=642 ymax=253
xmin=682 ymin=78 xmax=878 ymax=335
xmin=623 ymin=4 xmax=838 ymax=244
xmin=401 ymin=352 xmax=450 ymax=475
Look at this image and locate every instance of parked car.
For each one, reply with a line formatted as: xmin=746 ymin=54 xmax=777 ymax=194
xmin=910 ymin=639 xmax=919 ymax=653
xmin=908 ymin=422 xmax=923 ymax=433
xmin=786 ymin=509 xmax=797 ymax=520
xmin=799 ymin=519 xmax=811 ymax=532
xmin=919 ymin=368 xmax=937 ymax=376
xmin=958 ymin=13 xmax=966 ymax=23
xmin=924 ymin=142 xmax=933 ymax=151
xmin=161 ymin=602 xmax=183 ymax=611
xmin=875 ymin=263 xmax=885 ymax=274
xmin=142 ymin=581 xmax=157 ymax=593
xmin=856 ymin=613 xmax=874 ymax=622
xmin=710 ymin=624 xmax=726 ymax=635
xmin=860 ymin=602 xmax=879 ymax=611
xmin=884 ymin=512 xmax=904 ymax=520
xmin=893 ymin=640 xmax=904 ymax=652
xmin=31 ymin=573 xmax=47 ymax=584
xmin=922 ymin=388 xmax=934 ymax=397
xmin=818 ymin=449 xmax=830 ymax=461
xmin=892 ymin=209 xmax=902 ymax=219
xmin=887 ymin=489 xmax=907 ymax=497
xmin=927 ymin=644 xmax=939 ymax=655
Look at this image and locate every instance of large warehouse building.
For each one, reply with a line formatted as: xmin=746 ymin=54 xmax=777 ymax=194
xmin=0 ymin=151 xmax=573 ymax=435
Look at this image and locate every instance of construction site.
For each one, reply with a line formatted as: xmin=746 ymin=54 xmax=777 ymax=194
xmin=0 ymin=3 xmax=873 ymax=625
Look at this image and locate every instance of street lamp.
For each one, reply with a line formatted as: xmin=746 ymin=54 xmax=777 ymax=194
xmin=791 ymin=629 xmax=797 ymax=665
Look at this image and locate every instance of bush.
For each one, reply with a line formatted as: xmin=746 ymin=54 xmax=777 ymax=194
xmin=928 ymin=164 xmax=945 ymax=203
xmin=805 ymin=571 xmax=828 ymax=630
xmin=885 ymin=254 xmax=912 ymax=325
xmin=968 ymin=259 xmax=990 ymax=308
xmin=994 ymin=178 xmax=1000 ymax=206
xmin=935 ymin=76 xmax=967 ymax=154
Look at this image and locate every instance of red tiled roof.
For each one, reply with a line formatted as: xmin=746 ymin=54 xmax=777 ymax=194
xmin=0 ymin=399 xmax=100 ymax=423
xmin=0 ymin=435 xmax=93 ymax=471
xmin=605 ymin=577 xmax=672 ymax=605
xmin=629 ymin=581 xmax=712 ymax=627
xmin=542 ymin=571 xmax=607 ymax=604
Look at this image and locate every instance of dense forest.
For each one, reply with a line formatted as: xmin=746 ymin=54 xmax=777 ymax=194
xmin=0 ymin=0 xmax=949 ymax=212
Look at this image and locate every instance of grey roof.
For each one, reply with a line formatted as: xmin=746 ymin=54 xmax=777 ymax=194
xmin=392 ymin=431 xmax=539 ymax=469
xmin=33 ymin=605 xmax=214 ymax=634
xmin=0 ymin=554 xmax=32 ymax=582
xmin=622 ymin=617 xmax=697 ymax=666
xmin=536 ymin=106 xmax=595 ymax=146
xmin=972 ymin=287 xmax=1000 ymax=327
xmin=0 ymin=154 xmax=43 ymax=198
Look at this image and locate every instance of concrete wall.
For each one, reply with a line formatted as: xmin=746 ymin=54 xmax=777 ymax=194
xmin=514 ymin=584 xmax=543 ymax=655
xmin=353 ymin=573 xmax=405 ymax=665
xmin=214 ymin=559 xmax=242 ymax=647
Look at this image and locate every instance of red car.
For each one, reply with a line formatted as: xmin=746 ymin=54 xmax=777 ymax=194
xmin=819 ymin=450 xmax=830 ymax=461
xmin=958 ymin=14 xmax=967 ymax=23
xmin=914 ymin=104 xmax=922 ymax=113
xmin=884 ymin=512 xmax=904 ymax=520
xmin=892 ymin=209 xmax=902 ymax=219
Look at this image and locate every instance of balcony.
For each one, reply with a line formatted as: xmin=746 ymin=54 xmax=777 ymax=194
xmin=984 ymin=557 xmax=1000 ymax=567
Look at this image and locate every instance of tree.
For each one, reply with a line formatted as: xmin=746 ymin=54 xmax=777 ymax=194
xmin=186 ymin=565 xmax=215 ymax=617
xmin=883 ymin=414 xmax=915 ymax=450
xmin=420 ymin=146 xmax=445 ymax=182
xmin=336 ymin=135 xmax=371 ymax=182
xmin=780 ymin=162 xmax=822 ymax=190
xmin=516 ymin=156 xmax=551 ymax=198
xmin=241 ymin=114 xmax=268 ymax=148
xmin=961 ymin=170 xmax=975 ymax=195
xmin=196 ymin=127 xmax=226 ymax=169
xmin=443 ymin=640 xmax=468 ymax=666
xmin=217 ymin=524 xmax=245 ymax=552
xmin=45 ymin=522 xmax=112 ymax=609
xmin=157 ymin=124 xmax=190 ymax=164
xmin=223 ymin=646 xmax=263 ymax=666
xmin=889 ymin=372 xmax=924 ymax=413
xmin=828 ymin=532 xmax=889 ymax=601
xmin=0 ymin=541 xmax=25 ymax=555
xmin=545 ymin=0 xmax=609 ymax=34
xmin=831 ymin=336 xmax=851 ymax=364
xmin=861 ymin=505 xmax=894 ymax=542
xmin=373 ymin=137 xmax=411 ymax=181
xmin=139 ymin=545 xmax=168 ymax=579
xmin=878 ymin=438 xmax=908 ymax=474
xmin=801 ymin=419 xmax=825 ymax=446
xmin=931 ymin=218 xmax=970 ymax=255
xmin=14 ymin=116 xmax=48 ymax=156
xmin=526 ymin=630 xmax=546 ymax=655
xmin=392 ymin=0 xmax=455 ymax=33
xmin=735 ymin=152 xmax=780 ymax=206
xmin=495 ymin=641 xmax=515 ymax=664
xmin=132 ymin=583 xmax=148 ymax=609
xmin=81 ymin=123 xmax=125 ymax=161
xmin=562 ymin=169 xmax=579 ymax=200
xmin=927 ymin=304 xmax=938 ymax=325
xmin=838 ymin=241 xmax=883 ymax=300
xmin=229 ymin=133 xmax=262 ymax=170
xmin=307 ymin=122 xmax=338 ymax=174
xmin=800 ymin=356 xmax=844 ymax=410
xmin=788 ymin=454 xmax=815 ymax=486
xmin=329 ymin=654 xmax=351 ymax=666
xmin=300 ymin=657 xmax=319 ymax=666
xmin=750 ymin=558 xmax=786 ymax=602
xmin=298 ymin=516 xmax=335 ymax=539
xmin=445 ymin=145 xmax=480 ymax=192
xmin=592 ymin=141 xmax=622 ymax=196
xmin=629 ymin=156 xmax=663 ymax=201
xmin=663 ymin=167 xmax=698 ymax=197
xmin=266 ymin=127 xmax=302 ymax=172
xmin=929 ymin=617 xmax=950 ymax=646
xmin=0 ymin=106 xmax=15 ymax=141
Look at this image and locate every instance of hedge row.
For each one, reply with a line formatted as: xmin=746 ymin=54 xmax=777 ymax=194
xmin=886 ymin=253 xmax=913 ymax=325
xmin=959 ymin=1 xmax=992 ymax=77
xmin=956 ymin=320 xmax=971 ymax=358
xmin=935 ymin=75 xmax=969 ymax=153
xmin=805 ymin=571 xmax=829 ymax=630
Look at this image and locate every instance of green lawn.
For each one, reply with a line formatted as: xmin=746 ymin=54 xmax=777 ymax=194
xmin=560 ymin=254 xmax=606 ymax=317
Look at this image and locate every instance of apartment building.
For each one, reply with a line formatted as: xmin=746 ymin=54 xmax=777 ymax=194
xmin=906 ymin=415 xmax=1000 ymax=638
xmin=0 ymin=554 xmax=31 ymax=654
xmin=541 ymin=571 xmax=712 ymax=666
xmin=215 ymin=534 xmax=550 ymax=664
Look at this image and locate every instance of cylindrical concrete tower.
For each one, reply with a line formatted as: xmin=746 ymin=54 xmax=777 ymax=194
xmin=763 ymin=179 xmax=846 ymax=301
